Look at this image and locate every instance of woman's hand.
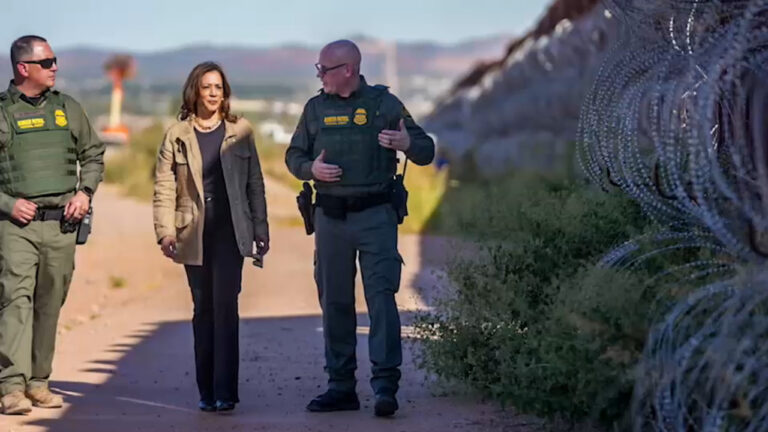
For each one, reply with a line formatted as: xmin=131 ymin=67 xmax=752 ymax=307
xmin=160 ymin=236 xmax=177 ymax=259
xmin=256 ymin=237 xmax=270 ymax=257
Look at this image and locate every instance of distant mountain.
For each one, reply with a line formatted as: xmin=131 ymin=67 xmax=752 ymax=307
xmin=0 ymin=36 xmax=512 ymax=91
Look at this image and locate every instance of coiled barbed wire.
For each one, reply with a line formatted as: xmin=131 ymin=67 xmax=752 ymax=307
xmin=633 ymin=275 xmax=768 ymax=432
xmin=578 ymin=0 xmax=768 ymax=261
xmin=577 ymin=0 xmax=768 ymax=430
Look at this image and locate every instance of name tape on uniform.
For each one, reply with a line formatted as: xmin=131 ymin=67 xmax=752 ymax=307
xmin=324 ymin=115 xmax=350 ymax=126
xmin=17 ymin=118 xmax=45 ymax=129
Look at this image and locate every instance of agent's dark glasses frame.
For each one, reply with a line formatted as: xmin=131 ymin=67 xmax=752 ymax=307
xmin=18 ymin=57 xmax=57 ymax=70
xmin=315 ymin=62 xmax=346 ymax=75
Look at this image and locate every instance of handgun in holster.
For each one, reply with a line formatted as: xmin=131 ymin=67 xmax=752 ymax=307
xmin=391 ymin=159 xmax=409 ymax=225
xmin=296 ymin=182 xmax=315 ymax=235
xmin=59 ymin=207 xmax=93 ymax=244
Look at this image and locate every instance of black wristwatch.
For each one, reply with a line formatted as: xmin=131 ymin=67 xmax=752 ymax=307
xmin=80 ymin=187 xmax=94 ymax=198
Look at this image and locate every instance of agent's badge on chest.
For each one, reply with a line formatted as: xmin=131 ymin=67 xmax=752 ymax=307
xmin=353 ymin=108 xmax=367 ymax=125
xmin=55 ymin=109 xmax=68 ymax=127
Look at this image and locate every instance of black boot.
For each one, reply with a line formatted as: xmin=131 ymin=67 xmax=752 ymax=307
xmin=306 ymin=389 xmax=360 ymax=412
xmin=374 ymin=393 xmax=398 ymax=417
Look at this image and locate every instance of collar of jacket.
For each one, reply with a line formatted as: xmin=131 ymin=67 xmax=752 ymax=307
xmin=5 ymin=80 xmax=52 ymax=105
xmin=177 ymin=117 xmax=240 ymax=143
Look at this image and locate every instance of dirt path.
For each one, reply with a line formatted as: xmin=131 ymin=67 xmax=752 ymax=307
xmin=0 ymin=180 xmax=529 ymax=432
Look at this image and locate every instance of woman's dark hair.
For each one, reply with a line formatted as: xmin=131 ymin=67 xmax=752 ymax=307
xmin=179 ymin=61 xmax=237 ymax=122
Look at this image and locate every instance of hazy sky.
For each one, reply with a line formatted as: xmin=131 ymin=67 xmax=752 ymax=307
xmin=1 ymin=0 xmax=551 ymax=52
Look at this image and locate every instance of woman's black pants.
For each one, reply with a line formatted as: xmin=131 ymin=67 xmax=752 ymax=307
xmin=184 ymin=203 xmax=243 ymax=404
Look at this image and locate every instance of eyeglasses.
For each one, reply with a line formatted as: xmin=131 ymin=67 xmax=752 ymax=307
xmin=314 ymin=62 xmax=346 ymax=75
xmin=19 ymin=57 xmax=57 ymax=69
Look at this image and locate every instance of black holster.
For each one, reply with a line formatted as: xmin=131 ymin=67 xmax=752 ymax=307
xmin=76 ymin=207 xmax=93 ymax=245
xmin=58 ymin=206 xmax=92 ymax=244
xmin=296 ymin=182 xmax=315 ymax=235
xmin=391 ymin=173 xmax=408 ymax=225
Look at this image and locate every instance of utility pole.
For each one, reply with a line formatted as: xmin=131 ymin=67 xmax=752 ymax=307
xmin=383 ymin=40 xmax=399 ymax=95
xmin=360 ymin=39 xmax=399 ymax=94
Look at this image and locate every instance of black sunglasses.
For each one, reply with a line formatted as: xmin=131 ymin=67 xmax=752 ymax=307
xmin=315 ymin=62 xmax=346 ymax=75
xmin=19 ymin=57 xmax=57 ymax=69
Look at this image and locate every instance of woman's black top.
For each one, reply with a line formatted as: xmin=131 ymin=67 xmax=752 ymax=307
xmin=195 ymin=121 xmax=227 ymax=202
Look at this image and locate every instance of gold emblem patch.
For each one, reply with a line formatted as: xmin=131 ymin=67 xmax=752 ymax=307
xmin=353 ymin=108 xmax=367 ymax=125
xmin=323 ymin=115 xmax=349 ymax=126
xmin=55 ymin=109 xmax=67 ymax=127
xmin=17 ymin=118 xmax=45 ymax=129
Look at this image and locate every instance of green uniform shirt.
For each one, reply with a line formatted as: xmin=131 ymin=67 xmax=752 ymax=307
xmin=285 ymin=76 xmax=435 ymax=196
xmin=0 ymin=82 xmax=105 ymax=213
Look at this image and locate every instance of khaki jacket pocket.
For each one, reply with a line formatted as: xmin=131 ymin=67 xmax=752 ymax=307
xmin=175 ymin=210 xmax=193 ymax=229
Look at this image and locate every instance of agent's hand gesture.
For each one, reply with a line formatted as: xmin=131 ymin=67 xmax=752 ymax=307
xmin=311 ymin=149 xmax=342 ymax=182
xmin=378 ymin=119 xmax=410 ymax=152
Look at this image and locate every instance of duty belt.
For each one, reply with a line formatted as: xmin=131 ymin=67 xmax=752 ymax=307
xmin=316 ymin=192 xmax=391 ymax=220
xmin=32 ymin=207 xmax=65 ymax=221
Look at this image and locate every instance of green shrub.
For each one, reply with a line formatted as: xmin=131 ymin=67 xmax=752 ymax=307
xmin=414 ymin=174 xmax=708 ymax=427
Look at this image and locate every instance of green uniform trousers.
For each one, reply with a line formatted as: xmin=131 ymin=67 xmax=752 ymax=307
xmin=314 ymin=203 xmax=403 ymax=396
xmin=0 ymin=219 xmax=75 ymax=395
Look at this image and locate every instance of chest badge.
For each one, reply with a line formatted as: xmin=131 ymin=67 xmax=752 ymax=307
xmin=353 ymin=108 xmax=367 ymax=125
xmin=55 ymin=109 xmax=68 ymax=127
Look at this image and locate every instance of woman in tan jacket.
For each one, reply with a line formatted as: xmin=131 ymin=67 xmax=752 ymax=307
xmin=152 ymin=61 xmax=269 ymax=413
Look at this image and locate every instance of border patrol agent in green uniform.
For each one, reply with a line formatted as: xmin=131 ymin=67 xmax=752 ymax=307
xmin=285 ymin=40 xmax=434 ymax=417
xmin=0 ymin=35 xmax=104 ymax=415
